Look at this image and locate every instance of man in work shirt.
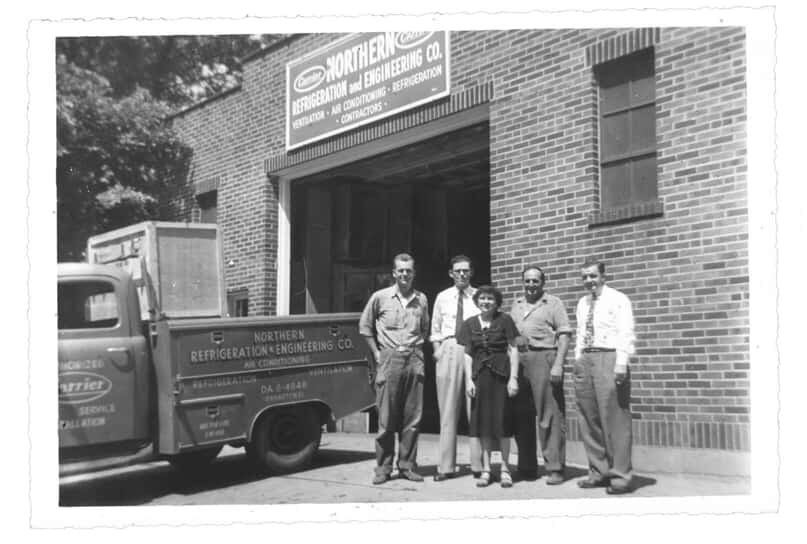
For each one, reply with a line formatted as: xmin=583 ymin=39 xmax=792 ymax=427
xmin=510 ymin=265 xmax=572 ymax=485
xmin=573 ymin=259 xmax=636 ymax=495
xmin=359 ymin=253 xmax=430 ymax=485
xmin=430 ymin=255 xmax=483 ymax=481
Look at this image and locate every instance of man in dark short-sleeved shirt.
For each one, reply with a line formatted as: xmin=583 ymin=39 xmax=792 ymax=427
xmin=509 ymin=265 xmax=572 ymax=485
xmin=359 ymin=253 xmax=430 ymax=485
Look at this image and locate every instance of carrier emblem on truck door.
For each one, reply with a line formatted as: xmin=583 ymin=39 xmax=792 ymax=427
xmin=58 ymin=372 xmax=112 ymax=404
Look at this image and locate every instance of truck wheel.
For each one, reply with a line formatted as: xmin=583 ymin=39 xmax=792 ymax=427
xmin=167 ymin=445 xmax=223 ymax=472
xmin=248 ymin=406 xmax=322 ymax=473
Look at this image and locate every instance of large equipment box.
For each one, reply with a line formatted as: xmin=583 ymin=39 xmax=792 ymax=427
xmin=87 ymin=221 xmax=225 ymax=320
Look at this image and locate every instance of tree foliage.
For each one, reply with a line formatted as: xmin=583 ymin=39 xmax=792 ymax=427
xmin=56 ymin=35 xmax=284 ymax=261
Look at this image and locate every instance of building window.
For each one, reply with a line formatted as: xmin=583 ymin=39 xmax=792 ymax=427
xmin=227 ymin=289 xmax=248 ymax=317
xmin=197 ymin=190 xmax=217 ymax=223
xmin=593 ymin=48 xmax=662 ymax=223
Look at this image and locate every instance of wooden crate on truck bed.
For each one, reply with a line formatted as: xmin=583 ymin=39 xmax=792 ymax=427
xmin=87 ymin=221 xmax=225 ymax=320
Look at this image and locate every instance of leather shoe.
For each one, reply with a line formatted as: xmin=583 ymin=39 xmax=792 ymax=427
xmin=546 ymin=471 xmax=565 ymax=485
xmin=433 ymin=472 xmax=455 ymax=482
xmin=372 ymin=473 xmax=389 ymax=485
xmin=400 ymin=470 xmax=424 ymax=482
xmin=577 ymin=478 xmax=609 ymax=489
xmin=472 ymin=471 xmax=482 ymax=479
xmin=606 ymin=485 xmax=632 ymax=495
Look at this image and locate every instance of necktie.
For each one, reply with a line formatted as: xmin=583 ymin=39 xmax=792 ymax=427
xmin=455 ymin=289 xmax=464 ymax=335
xmin=584 ymin=294 xmax=596 ymax=348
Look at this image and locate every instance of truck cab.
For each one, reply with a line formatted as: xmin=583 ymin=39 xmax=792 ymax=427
xmin=58 ymin=263 xmax=152 ymax=462
xmin=58 ymin=260 xmax=376 ymax=474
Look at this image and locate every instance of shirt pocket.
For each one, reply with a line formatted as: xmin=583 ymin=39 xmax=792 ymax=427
xmin=379 ymin=307 xmax=402 ymax=329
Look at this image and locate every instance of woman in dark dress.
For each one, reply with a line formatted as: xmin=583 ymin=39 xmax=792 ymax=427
xmin=456 ymin=285 xmax=520 ymax=488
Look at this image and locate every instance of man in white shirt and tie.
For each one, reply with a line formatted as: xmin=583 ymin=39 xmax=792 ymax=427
xmin=430 ymin=255 xmax=483 ymax=481
xmin=574 ymin=259 xmax=636 ymax=495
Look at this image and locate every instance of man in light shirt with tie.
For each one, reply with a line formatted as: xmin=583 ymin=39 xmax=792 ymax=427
xmin=574 ymin=259 xmax=636 ymax=495
xmin=430 ymin=255 xmax=483 ymax=481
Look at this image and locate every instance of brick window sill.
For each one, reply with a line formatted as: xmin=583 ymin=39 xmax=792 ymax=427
xmin=588 ymin=199 xmax=664 ymax=227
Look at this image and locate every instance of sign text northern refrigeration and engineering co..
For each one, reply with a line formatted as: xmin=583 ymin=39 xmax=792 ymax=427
xmin=286 ymin=31 xmax=450 ymax=150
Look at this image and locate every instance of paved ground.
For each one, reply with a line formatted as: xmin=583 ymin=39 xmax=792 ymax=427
xmin=59 ymin=432 xmax=750 ymax=506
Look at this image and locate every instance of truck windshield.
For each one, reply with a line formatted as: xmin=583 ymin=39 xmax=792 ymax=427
xmin=58 ymin=280 xmax=119 ymax=330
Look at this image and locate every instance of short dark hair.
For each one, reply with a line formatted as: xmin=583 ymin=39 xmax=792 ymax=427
xmin=449 ymin=254 xmax=473 ymax=270
xmin=393 ymin=253 xmax=415 ymax=269
xmin=472 ymin=284 xmax=503 ymax=308
xmin=581 ymin=259 xmax=605 ymax=274
xmin=521 ymin=265 xmax=546 ymax=282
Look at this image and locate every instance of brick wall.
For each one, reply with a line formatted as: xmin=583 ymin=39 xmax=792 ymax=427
xmin=466 ymin=27 xmax=748 ymax=450
xmin=169 ymin=28 xmax=748 ymax=452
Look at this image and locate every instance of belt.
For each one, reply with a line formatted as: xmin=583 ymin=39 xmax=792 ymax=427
xmin=583 ymin=347 xmax=616 ymax=353
xmin=528 ymin=346 xmax=556 ymax=351
xmin=394 ymin=345 xmax=422 ymax=353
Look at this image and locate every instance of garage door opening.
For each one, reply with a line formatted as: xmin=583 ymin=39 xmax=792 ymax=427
xmin=289 ymin=122 xmax=490 ymax=433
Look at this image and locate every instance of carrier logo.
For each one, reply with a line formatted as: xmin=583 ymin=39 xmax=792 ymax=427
xmin=395 ymin=32 xmax=434 ymax=49
xmin=294 ymin=66 xmax=326 ymax=93
xmin=59 ymin=372 xmax=112 ymax=404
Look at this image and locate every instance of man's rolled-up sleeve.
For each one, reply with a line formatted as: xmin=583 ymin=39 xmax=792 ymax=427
xmin=359 ymin=294 xmax=377 ymax=337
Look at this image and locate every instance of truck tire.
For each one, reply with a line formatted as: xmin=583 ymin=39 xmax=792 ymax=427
xmin=248 ymin=405 xmax=322 ymax=473
xmin=167 ymin=445 xmax=223 ymax=472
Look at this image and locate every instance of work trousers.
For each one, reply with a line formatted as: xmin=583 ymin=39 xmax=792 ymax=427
xmin=573 ymin=351 xmax=633 ymax=487
xmin=374 ymin=348 xmax=424 ymax=476
xmin=513 ymin=349 xmax=566 ymax=473
xmin=435 ymin=338 xmax=482 ymax=474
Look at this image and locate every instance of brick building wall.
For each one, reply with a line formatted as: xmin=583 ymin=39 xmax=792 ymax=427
xmin=169 ymin=28 xmax=748 ymax=453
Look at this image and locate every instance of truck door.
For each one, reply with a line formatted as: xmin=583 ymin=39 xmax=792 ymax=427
xmin=58 ymin=274 xmax=150 ymax=450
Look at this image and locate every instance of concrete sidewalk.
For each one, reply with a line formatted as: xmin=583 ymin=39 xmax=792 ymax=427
xmin=301 ymin=432 xmax=750 ymax=502
xmin=59 ymin=431 xmax=751 ymax=506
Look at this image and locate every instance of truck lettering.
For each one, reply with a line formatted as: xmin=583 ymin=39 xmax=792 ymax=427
xmin=264 ymin=391 xmax=306 ymax=403
xmin=199 ymin=419 xmax=230 ymax=430
xmin=275 ymin=339 xmax=334 ymax=355
xmin=59 ymin=417 xmax=106 ymax=430
xmin=253 ymin=329 xmax=306 ymax=343
xmin=260 ymin=380 xmax=307 ymax=395
xmin=78 ymin=403 xmax=116 ymax=416
xmin=58 ymin=372 xmax=112 ymax=404
xmin=191 ymin=375 xmax=257 ymax=389
xmin=309 ymin=365 xmax=353 ymax=376
xmin=190 ymin=343 xmax=272 ymax=364
xmin=59 ymin=359 xmax=105 ymax=371
xmin=244 ymin=355 xmax=312 ymax=370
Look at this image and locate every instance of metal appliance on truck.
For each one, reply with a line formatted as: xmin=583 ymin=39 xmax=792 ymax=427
xmin=58 ymin=222 xmax=375 ymax=473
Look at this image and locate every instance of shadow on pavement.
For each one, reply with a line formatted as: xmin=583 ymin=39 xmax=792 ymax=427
xmin=60 ymin=447 xmax=377 ymax=507
xmin=631 ymin=474 xmax=657 ymax=491
xmin=412 ymin=463 xmax=592 ymax=484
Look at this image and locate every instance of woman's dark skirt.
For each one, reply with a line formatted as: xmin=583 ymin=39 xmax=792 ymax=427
xmin=469 ymin=366 xmax=513 ymax=439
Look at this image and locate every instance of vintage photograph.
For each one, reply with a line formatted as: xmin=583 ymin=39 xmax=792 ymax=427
xmin=25 ymin=4 xmax=782 ymax=530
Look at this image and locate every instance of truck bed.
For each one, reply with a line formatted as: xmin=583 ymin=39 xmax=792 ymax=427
xmin=152 ymin=313 xmax=376 ymax=454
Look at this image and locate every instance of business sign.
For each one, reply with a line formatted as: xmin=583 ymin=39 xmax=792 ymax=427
xmin=286 ymin=31 xmax=450 ymax=150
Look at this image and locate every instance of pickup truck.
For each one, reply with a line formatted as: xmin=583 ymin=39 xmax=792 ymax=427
xmin=58 ymin=262 xmax=376 ymax=473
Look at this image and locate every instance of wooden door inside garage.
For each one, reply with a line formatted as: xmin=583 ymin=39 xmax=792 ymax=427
xmin=289 ymin=122 xmax=490 ymax=433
